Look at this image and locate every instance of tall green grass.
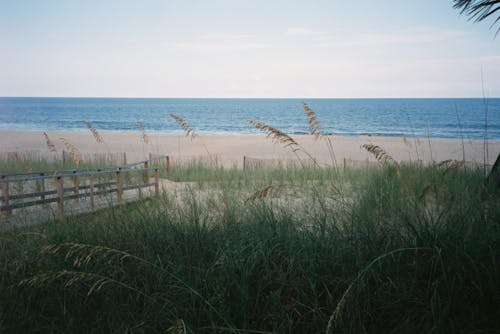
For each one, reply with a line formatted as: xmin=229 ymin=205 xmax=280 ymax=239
xmin=1 ymin=163 xmax=498 ymax=333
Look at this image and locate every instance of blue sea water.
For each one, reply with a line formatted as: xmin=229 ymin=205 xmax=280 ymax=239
xmin=0 ymin=97 xmax=499 ymax=139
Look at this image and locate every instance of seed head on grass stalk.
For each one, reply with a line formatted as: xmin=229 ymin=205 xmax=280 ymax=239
xmin=43 ymin=132 xmax=57 ymax=152
xmin=60 ymin=138 xmax=82 ymax=165
xmin=436 ymin=159 xmax=465 ymax=174
xmin=170 ymin=114 xmax=197 ymax=140
xmin=34 ymin=242 xmax=236 ymax=330
xmin=362 ymin=144 xmax=398 ymax=167
xmin=83 ymin=121 xmax=103 ymax=144
xmin=245 ymin=184 xmax=283 ymax=203
xmin=248 ymin=120 xmax=300 ymax=152
xmin=402 ymin=133 xmax=410 ymax=147
xmin=19 ymin=270 xmax=155 ymax=301
xmin=302 ymin=102 xmax=321 ymax=139
xmin=302 ymin=102 xmax=338 ymax=167
xmin=137 ymin=120 xmax=150 ymax=145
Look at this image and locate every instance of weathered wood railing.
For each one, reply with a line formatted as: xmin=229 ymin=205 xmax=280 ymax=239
xmin=0 ymin=157 xmax=168 ymax=220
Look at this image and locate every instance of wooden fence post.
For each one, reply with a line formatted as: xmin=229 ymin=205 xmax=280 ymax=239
xmin=56 ymin=176 xmax=64 ymax=219
xmin=88 ymin=176 xmax=95 ymax=210
xmin=143 ymin=161 xmax=150 ymax=184
xmin=243 ymin=156 xmax=246 ymax=171
xmin=123 ymin=152 xmax=127 ymax=165
xmin=165 ymin=155 xmax=170 ymax=174
xmin=154 ymin=168 xmax=159 ymax=196
xmin=72 ymin=170 xmax=79 ymax=202
xmin=40 ymin=173 xmax=46 ymax=200
xmin=1 ymin=175 xmax=11 ymax=217
xmin=116 ymin=168 xmax=123 ymax=204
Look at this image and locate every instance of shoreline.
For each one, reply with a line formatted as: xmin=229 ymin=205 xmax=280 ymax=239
xmin=1 ymin=128 xmax=499 ymax=140
xmin=1 ymin=130 xmax=499 ymax=167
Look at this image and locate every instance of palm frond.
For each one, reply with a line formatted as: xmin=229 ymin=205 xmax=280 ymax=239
xmin=454 ymin=0 xmax=500 ymax=33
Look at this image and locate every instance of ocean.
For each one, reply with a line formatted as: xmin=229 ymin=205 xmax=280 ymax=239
xmin=0 ymin=97 xmax=499 ymax=139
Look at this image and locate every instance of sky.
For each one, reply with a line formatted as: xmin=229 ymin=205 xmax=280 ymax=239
xmin=0 ymin=0 xmax=499 ymax=98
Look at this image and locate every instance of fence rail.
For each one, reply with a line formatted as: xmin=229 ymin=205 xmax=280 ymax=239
xmin=0 ymin=150 xmax=128 ymax=165
xmin=242 ymin=155 xmax=494 ymax=171
xmin=1 ymin=157 xmax=167 ymax=220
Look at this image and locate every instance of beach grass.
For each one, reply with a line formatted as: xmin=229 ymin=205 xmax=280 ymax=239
xmin=1 ymin=106 xmax=499 ymax=333
xmin=1 ymin=158 xmax=499 ymax=333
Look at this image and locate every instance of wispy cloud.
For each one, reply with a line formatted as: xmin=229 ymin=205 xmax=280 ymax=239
xmin=166 ymin=42 xmax=270 ymax=53
xmin=313 ymin=27 xmax=472 ymax=48
xmin=285 ymin=26 xmax=472 ymax=47
xmin=285 ymin=27 xmax=329 ymax=37
xmin=200 ymin=33 xmax=256 ymax=40
xmin=164 ymin=33 xmax=272 ymax=53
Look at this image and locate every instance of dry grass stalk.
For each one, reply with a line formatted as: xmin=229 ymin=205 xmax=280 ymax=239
xmin=402 ymin=133 xmax=410 ymax=147
xmin=170 ymin=114 xmax=196 ymax=139
xmin=19 ymin=270 xmax=150 ymax=300
xmin=137 ymin=121 xmax=150 ymax=144
xmin=302 ymin=102 xmax=338 ymax=168
xmin=436 ymin=159 xmax=465 ymax=171
xmin=25 ymin=162 xmax=32 ymax=174
xmin=362 ymin=144 xmax=398 ymax=166
xmin=41 ymin=243 xmax=133 ymax=267
xmin=302 ymin=102 xmax=321 ymax=139
xmin=60 ymin=138 xmax=82 ymax=165
xmin=249 ymin=120 xmax=299 ymax=152
xmin=43 ymin=132 xmax=57 ymax=152
xmin=166 ymin=319 xmax=187 ymax=334
xmin=48 ymin=169 xmax=59 ymax=186
xmin=83 ymin=121 xmax=103 ymax=144
xmin=245 ymin=184 xmax=282 ymax=203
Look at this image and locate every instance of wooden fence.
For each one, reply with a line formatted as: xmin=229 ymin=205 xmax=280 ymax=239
xmin=166 ymin=155 xmax=220 ymax=168
xmin=63 ymin=151 xmax=128 ymax=165
xmin=243 ymin=155 xmax=494 ymax=171
xmin=243 ymin=156 xmax=316 ymax=170
xmin=0 ymin=157 xmax=168 ymax=220
xmin=0 ymin=150 xmax=128 ymax=165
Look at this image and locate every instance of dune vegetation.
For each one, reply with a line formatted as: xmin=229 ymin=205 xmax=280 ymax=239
xmin=1 ymin=107 xmax=499 ymax=333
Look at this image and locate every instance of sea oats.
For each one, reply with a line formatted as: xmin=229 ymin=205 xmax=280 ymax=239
xmin=402 ymin=133 xmax=410 ymax=147
xmin=83 ymin=121 xmax=103 ymax=144
xmin=43 ymin=132 xmax=57 ymax=152
xmin=302 ymin=102 xmax=321 ymax=139
xmin=436 ymin=159 xmax=464 ymax=170
xmin=137 ymin=120 xmax=151 ymax=144
xmin=301 ymin=102 xmax=338 ymax=167
xmin=362 ymin=144 xmax=398 ymax=166
xmin=245 ymin=184 xmax=282 ymax=202
xmin=60 ymin=138 xmax=83 ymax=165
xmin=249 ymin=120 xmax=299 ymax=152
xmin=170 ymin=114 xmax=197 ymax=139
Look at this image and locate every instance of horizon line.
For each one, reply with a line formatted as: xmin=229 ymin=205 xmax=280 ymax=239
xmin=1 ymin=96 xmax=499 ymax=99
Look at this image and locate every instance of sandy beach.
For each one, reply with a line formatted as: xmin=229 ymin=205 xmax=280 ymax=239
xmin=1 ymin=130 xmax=499 ymax=168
